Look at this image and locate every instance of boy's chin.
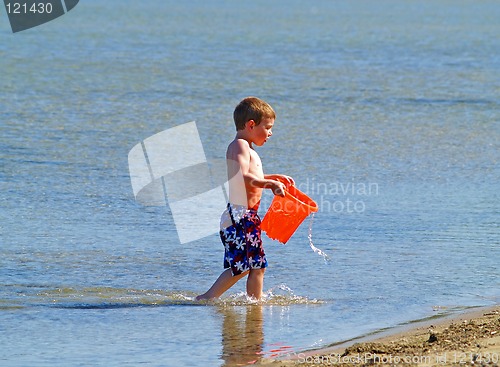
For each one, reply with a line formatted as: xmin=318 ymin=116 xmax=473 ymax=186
xmin=256 ymin=140 xmax=267 ymax=146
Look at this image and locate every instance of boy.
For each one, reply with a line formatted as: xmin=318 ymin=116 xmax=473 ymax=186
xmin=196 ymin=97 xmax=294 ymax=301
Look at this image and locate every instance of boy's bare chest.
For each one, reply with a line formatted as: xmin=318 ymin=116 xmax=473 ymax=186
xmin=249 ymin=150 xmax=264 ymax=177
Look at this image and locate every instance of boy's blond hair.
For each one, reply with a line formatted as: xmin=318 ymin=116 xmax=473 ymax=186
xmin=233 ymin=97 xmax=276 ymax=131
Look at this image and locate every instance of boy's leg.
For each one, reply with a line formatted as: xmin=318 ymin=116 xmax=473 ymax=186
xmin=246 ymin=268 xmax=265 ymax=300
xmin=196 ymin=268 xmax=248 ymax=300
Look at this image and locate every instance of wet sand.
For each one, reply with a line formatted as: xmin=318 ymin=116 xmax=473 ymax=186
xmin=258 ymin=306 xmax=499 ymax=366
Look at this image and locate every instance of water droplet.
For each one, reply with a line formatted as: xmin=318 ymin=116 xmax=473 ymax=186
xmin=308 ymin=213 xmax=330 ymax=264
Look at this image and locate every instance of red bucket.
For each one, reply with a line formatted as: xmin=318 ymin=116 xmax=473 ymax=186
xmin=261 ymin=185 xmax=318 ymax=244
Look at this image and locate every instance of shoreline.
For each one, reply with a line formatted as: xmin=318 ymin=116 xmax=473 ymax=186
xmin=258 ymin=305 xmax=500 ymax=366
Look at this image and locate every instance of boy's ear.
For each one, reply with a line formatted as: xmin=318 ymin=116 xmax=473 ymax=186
xmin=246 ymin=120 xmax=255 ymax=130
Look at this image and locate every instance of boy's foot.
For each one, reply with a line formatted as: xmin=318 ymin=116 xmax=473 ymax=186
xmin=195 ymin=294 xmax=211 ymax=301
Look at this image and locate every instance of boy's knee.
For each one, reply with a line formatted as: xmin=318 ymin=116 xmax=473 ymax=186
xmin=250 ymin=268 xmax=265 ymax=277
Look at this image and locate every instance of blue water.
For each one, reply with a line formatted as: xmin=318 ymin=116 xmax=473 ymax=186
xmin=1 ymin=1 xmax=499 ymax=366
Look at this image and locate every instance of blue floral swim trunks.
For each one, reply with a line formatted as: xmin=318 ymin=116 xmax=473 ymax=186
xmin=220 ymin=204 xmax=268 ymax=276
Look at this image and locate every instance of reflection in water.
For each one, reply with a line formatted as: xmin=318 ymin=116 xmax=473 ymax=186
xmin=219 ymin=305 xmax=264 ymax=366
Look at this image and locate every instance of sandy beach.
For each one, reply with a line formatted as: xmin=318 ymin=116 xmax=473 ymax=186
xmin=258 ymin=306 xmax=500 ymax=367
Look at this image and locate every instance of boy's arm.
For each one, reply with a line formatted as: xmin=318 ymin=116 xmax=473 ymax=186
xmin=229 ymin=140 xmax=286 ymax=196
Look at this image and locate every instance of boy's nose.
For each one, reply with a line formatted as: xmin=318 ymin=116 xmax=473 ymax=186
xmin=268 ymin=130 xmax=273 ymax=137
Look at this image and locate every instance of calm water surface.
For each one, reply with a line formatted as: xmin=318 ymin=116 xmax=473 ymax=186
xmin=1 ymin=1 xmax=499 ymax=366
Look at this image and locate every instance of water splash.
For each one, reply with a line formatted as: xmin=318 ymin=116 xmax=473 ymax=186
xmin=23 ymin=285 xmax=323 ymax=309
xmin=308 ymin=213 xmax=330 ymax=264
xmin=218 ymin=284 xmax=322 ymax=306
xmin=35 ymin=287 xmax=201 ymax=309
xmin=263 ymin=283 xmax=322 ymax=305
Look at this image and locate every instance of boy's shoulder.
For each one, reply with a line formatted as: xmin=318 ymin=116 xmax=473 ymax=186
xmin=227 ymin=138 xmax=258 ymax=162
xmin=227 ymin=138 xmax=251 ymax=153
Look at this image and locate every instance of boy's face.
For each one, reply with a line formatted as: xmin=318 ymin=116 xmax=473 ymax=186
xmin=251 ymin=117 xmax=274 ymax=146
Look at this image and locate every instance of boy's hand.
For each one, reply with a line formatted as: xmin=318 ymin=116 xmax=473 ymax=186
xmin=267 ymin=174 xmax=295 ymax=188
xmin=270 ymin=180 xmax=287 ymax=197
xmin=277 ymin=175 xmax=295 ymax=188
